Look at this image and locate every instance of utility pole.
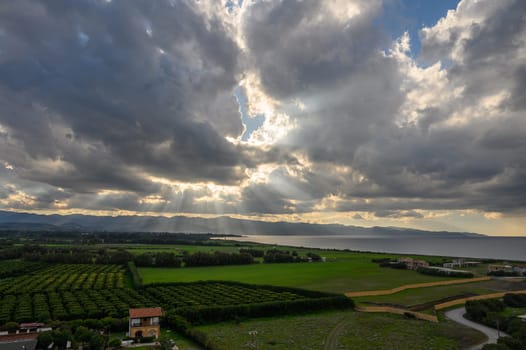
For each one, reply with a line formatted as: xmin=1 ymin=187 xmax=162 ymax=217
xmin=248 ymin=330 xmax=258 ymax=350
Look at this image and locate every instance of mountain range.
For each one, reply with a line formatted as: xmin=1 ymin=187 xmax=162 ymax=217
xmin=0 ymin=210 xmax=484 ymax=238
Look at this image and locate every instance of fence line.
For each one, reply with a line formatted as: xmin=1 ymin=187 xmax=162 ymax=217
xmin=356 ymin=306 xmax=439 ymax=322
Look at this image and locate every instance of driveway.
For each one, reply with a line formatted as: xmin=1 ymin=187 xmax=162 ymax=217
xmin=445 ymin=307 xmax=508 ymax=350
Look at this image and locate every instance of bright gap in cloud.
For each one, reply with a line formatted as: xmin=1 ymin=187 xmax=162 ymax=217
xmin=375 ymin=0 xmax=460 ymax=57
xmin=233 ymin=87 xmax=265 ymax=142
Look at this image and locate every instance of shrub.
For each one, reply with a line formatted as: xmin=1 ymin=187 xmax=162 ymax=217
xmin=481 ymin=344 xmax=510 ymax=350
xmin=239 ymin=249 xmax=264 ymax=258
xmin=497 ymin=336 xmax=522 ymax=350
xmin=184 ymin=252 xmax=253 ymax=267
xmin=488 ymin=270 xmax=520 ymax=277
xmin=306 ymin=253 xmax=322 ymax=262
xmin=403 ymin=312 xmax=416 ymax=319
xmin=164 ymin=313 xmax=191 ymax=334
xmin=503 ymin=293 xmax=526 ymax=308
xmin=379 ymin=262 xmax=407 ymax=269
xmin=138 ymin=336 xmax=155 ymax=343
xmin=1 ymin=322 xmax=19 ymax=332
xmin=108 ymin=338 xmax=122 ymax=348
xmin=465 ymin=299 xmax=505 ymax=323
xmin=37 ymin=331 xmax=54 ymax=350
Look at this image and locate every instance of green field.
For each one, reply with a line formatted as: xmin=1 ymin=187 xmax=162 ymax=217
xmin=355 ymin=278 xmax=526 ymax=309
xmin=140 ymin=257 xmax=460 ymax=294
xmin=195 ymin=310 xmax=486 ymax=350
xmin=121 ymin=242 xmax=453 ymax=261
xmin=355 ymin=281 xmax=496 ymax=308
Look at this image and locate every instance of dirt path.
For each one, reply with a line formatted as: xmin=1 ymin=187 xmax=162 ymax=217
xmin=434 ymin=289 xmax=526 ymax=310
xmin=323 ymin=314 xmax=350 ymax=350
xmin=445 ymin=307 xmax=507 ymax=350
xmin=356 ymin=305 xmax=438 ymax=322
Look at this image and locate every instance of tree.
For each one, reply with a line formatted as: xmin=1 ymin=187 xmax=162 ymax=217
xmin=52 ymin=329 xmax=72 ymax=350
xmin=74 ymin=326 xmax=92 ymax=348
xmin=481 ymin=344 xmax=510 ymax=350
xmin=1 ymin=322 xmax=19 ymax=332
xmin=37 ymin=331 xmax=54 ymax=350
xmin=158 ymin=336 xmax=173 ymax=350
xmin=108 ymin=338 xmax=122 ymax=348
xmin=88 ymin=333 xmax=106 ymax=350
xmin=497 ymin=336 xmax=523 ymax=350
xmin=306 ymin=252 xmax=322 ymax=261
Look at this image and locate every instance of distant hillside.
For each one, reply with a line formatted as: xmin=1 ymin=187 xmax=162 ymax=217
xmin=0 ymin=210 xmax=484 ymax=238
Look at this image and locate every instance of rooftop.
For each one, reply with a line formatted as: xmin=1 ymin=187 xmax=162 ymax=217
xmin=20 ymin=323 xmax=45 ymax=329
xmin=129 ymin=307 xmax=162 ymax=318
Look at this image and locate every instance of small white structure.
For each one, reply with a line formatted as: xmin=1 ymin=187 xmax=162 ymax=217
xmin=428 ymin=266 xmax=470 ymax=275
xmin=488 ymin=264 xmax=514 ymax=273
xmin=443 ymin=259 xmax=481 ymax=269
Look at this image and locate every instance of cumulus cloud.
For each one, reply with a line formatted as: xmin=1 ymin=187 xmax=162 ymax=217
xmin=0 ymin=0 xmax=251 ymax=192
xmin=232 ymin=0 xmax=526 ymax=219
xmin=0 ymin=0 xmax=525 ymax=232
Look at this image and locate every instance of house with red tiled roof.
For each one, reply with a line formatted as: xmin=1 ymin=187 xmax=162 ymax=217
xmin=128 ymin=307 xmax=162 ymax=339
xmin=399 ymin=257 xmax=429 ymax=270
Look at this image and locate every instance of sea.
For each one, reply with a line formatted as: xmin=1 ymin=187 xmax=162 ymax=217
xmin=217 ymin=235 xmax=526 ymax=261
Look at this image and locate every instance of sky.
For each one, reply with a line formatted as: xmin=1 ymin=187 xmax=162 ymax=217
xmin=0 ymin=0 xmax=525 ymax=236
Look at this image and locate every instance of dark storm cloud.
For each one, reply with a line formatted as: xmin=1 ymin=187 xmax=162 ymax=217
xmin=0 ymin=166 xmax=76 ymax=210
xmin=243 ymin=1 xmax=386 ymax=99
xmin=238 ymin=0 xmax=526 ymax=215
xmin=0 ymin=0 xmax=525 ymax=219
xmin=243 ymin=0 xmax=405 ymax=162
xmin=0 ymin=0 xmax=249 ymax=193
xmin=240 ymin=183 xmax=295 ymax=214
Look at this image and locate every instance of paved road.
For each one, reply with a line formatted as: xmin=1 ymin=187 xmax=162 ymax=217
xmin=445 ymin=307 xmax=507 ymax=350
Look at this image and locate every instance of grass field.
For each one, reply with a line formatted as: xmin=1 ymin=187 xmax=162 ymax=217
xmin=121 ymin=242 xmax=455 ymax=261
xmin=355 ymin=281 xmax=496 ymax=307
xmin=161 ymin=329 xmax=204 ymax=350
xmin=355 ymin=278 xmax=526 ymax=309
xmin=195 ymin=310 xmax=486 ymax=350
xmin=140 ymin=256 xmax=463 ymax=294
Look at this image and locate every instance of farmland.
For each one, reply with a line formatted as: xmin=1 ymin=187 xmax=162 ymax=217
xmin=0 ymin=260 xmax=46 ymax=278
xmin=194 ymin=310 xmax=486 ymax=350
xmin=139 ymin=256 xmax=466 ymax=293
xmin=144 ymin=282 xmax=308 ymax=309
xmin=0 ymin=264 xmax=126 ymax=294
xmin=0 ymin=260 xmax=347 ymax=324
xmin=354 ymin=279 xmax=526 ymax=310
xmin=0 ymin=234 xmax=516 ymax=350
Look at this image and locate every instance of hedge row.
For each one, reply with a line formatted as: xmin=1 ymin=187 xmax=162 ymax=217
xmin=171 ymin=296 xmax=354 ymax=325
xmin=127 ymin=261 xmax=143 ymax=288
